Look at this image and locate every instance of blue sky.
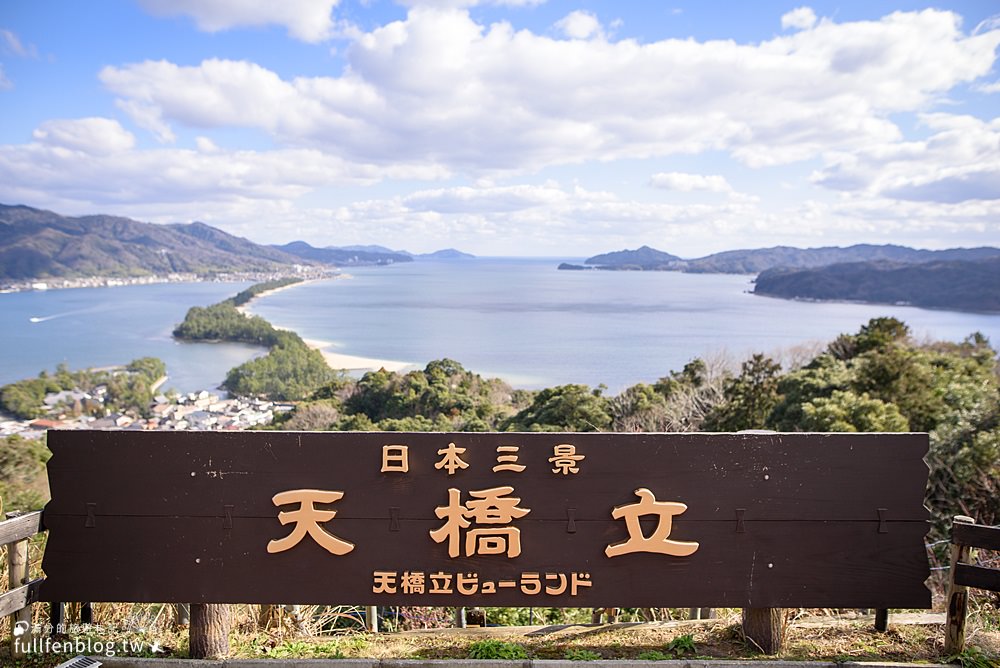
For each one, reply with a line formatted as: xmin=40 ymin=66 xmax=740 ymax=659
xmin=0 ymin=0 xmax=998 ymax=256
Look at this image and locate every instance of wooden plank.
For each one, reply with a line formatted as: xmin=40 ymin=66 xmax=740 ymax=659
xmin=0 ymin=511 xmax=42 ymax=546
xmin=39 ymin=515 xmax=930 ymax=607
xmin=954 ymin=564 xmax=1000 ymax=593
xmin=6 ymin=530 xmax=32 ymax=659
xmin=40 ymin=431 xmax=931 ymax=609
xmin=44 ymin=431 xmax=930 ymax=521
xmin=0 ymin=578 xmax=43 ymax=618
xmin=945 ymin=515 xmax=975 ymax=655
xmin=952 ymin=523 xmax=1000 ymax=551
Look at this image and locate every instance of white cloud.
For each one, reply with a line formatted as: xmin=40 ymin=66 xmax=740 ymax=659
xmin=32 ymin=118 xmax=136 ymax=155
xmin=1 ymin=28 xmax=38 ymax=58
xmin=556 ymin=11 xmax=602 ymax=40
xmin=975 ymin=80 xmax=1000 ymax=93
xmin=138 ymin=0 xmax=340 ymax=43
xmin=397 ymin=0 xmax=546 ymax=7
xmin=0 ymin=64 xmax=11 ymax=90
xmin=100 ymin=8 xmax=1000 ymax=175
xmin=4 ymin=116 xmax=998 ymax=254
xmin=300 ymin=182 xmax=771 ymax=254
xmin=276 ymin=181 xmax=1000 ymax=255
xmin=650 ymin=172 xmax=732 ymax=193
xmin=195 ymin=136 xmax=220 ymax=153
xmin=6 ymin=7 xmax=1000 ymax=255
xmin=0 ymin=118 xmax=417 ymax=213
xmin=813 ymin=114 xmax=1000 ymax=203
xmin=781 ymin=7 xmax=817 ymax=31
xmin=974 ymin=15 xmax=1000 ymax=35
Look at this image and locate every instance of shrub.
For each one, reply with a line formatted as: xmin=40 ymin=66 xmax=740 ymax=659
xmin=467 ymin=639 xmax=528 ymax=660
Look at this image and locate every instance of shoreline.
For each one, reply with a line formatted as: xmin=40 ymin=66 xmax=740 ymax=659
xmin=233 ymin=277 xmax=330 ymax=315
xmin=239 ymin=276 xmax=414 ymax=375
xmin=0 ymin=270 xmax=334 ymax=295
xmin=302 ymin=338 xmax=414 ymax=374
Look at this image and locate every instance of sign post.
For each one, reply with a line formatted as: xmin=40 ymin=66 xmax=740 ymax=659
xmin=40 ymin=431 xmax=931 ymax=628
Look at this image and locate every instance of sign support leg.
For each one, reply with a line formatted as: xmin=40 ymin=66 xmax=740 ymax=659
xmin=190 ymin=603 xmax=230 ymax=659
xmin=742 ymin=607 xmax=785 ymax=655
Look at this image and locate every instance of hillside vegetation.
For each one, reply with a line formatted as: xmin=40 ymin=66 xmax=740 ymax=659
xmin=0 ymin=204 xmax=313 ymax=279
xmin=270 ymin=317 xmax=999 ymax=541
xmin=0 ymin=357 xmax=165 ymax=420
xmin=578 ymin=243 xmax=1000 ymax=274
xmin=275 ymin=240 xmax=413 ymax=266
xmin=172 ymin=280 xmax=335 ymax=399
xmin=753 ymin=258 xmax=1000 ymax=312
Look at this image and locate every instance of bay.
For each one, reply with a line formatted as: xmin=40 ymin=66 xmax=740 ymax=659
xmin=246 ymin=258 xmax=1000 ymax=392
xmin=0 ymin=281 xmax=261 ymax=393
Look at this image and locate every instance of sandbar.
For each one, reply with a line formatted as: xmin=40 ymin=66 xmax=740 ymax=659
xmin=302 ymin=338 xmax=413 ymax=373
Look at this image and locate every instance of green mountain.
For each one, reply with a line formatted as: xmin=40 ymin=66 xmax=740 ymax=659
xmin=0 ymin=204 xmax=312 ymax=279
xmin=753 ymin=258 xmax=1000 ymax=313
xmin=584 ymin=245 xmax=683 ymax=269
xmin=324 ymin=245 xmax=476 ymax=261
xmin=418 ymin=248 xmax=475 ymax=260
xmin=683 ymin=243 xmax=1000 ymax=274
xmin=276 ymin=241 xmax=413 ymax=266
xmin=576 ymin=243 xmax=1000 ymax=274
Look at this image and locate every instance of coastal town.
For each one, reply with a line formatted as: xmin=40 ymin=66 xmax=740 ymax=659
xmin=0 ymin=267 xmax=337 ymax=294
xmin=0 ymin=384 xmax=289 ymax=439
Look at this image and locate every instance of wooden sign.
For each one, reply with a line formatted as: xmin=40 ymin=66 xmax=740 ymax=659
xmin=39 ymin=431 xmax=931 ymax=608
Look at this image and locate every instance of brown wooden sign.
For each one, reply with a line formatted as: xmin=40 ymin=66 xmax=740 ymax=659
xmin=39 ymin=431 xmax=930 ymax=608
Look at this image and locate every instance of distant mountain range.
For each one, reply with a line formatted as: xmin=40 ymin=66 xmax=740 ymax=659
xmin=564 ymin=243 xmax=1000 ymax=313
xmin=0 ymin=204 xmax=475 ymax=280
xmin=275 ymin=242 xmax=475 ymax=265
xmin=572 ymin=244 xmax=1000 ymax=273
xmin=754 ymin=258 xmax=1000 ymax=313
xmin=0 ymin=204 xmax=309 ymax=280
xmin=324 ymin=244 xmax=476 ymax=261
xmin=273 ymin=241 xmax=413 ymax=266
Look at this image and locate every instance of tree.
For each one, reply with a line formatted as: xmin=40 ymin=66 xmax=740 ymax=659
xmin=502 ymin=384 xmax=611 ymax=432
xmin=224 ymin=341 xmax=336 ymax=400
xmin=704 ymin=354 xmax=781 ymax=431
xmin=798 ymin=390 xmax=909 ymax=432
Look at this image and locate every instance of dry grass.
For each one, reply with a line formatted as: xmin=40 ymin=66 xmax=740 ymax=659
xmin=4 ymin=602 xmax=999 ymax=666
xmin=3 ymin=534 xmax=999 ymax=665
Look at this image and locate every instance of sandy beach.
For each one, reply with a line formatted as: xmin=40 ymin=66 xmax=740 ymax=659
xmin=302 ymin=338 xmax=413 ymax=373
xmin=238 ymin=276 xmax=413 ymax=374
xmin=233 ymin=278 xmax=329 ymax=315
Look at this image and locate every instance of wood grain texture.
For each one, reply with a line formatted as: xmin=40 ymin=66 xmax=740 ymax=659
xmin=742 ymin=608 xmax=786 ymax=654
xmin=952 ymin=523 xmax=1000 ymax=551
xmin=0 ymin=578 xmax=42 ymax=618
xmin=40 ymin=431 xmax=931 ymax=608
xmin=0 ymin=511 xmax=42 ymax=546
xmin=954 ymin=564 xmax=1000 ymax=592
xmin=190 ymin=604 xmax=230 ymax=659
xmin=945 ymin=516 xmax=975 ymax=655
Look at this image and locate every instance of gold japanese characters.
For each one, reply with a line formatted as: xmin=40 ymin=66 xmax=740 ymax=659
xmin=430 ymin=486 xmax=530 ymax=558
xmin=267 ymin=440 xmax=700 ymax=593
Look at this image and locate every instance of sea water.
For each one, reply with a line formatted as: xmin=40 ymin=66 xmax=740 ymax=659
xmin=245 ymin=258 xmax=1000 ymax=392
xmin=3 ymin=260 xmax=999 ymax=393
xmin=0 ymin=281 xmax=260 ymax=393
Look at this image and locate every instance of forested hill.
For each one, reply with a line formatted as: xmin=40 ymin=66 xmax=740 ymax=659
xmin=276 ymin=242 xmax=476 ymax=264
xmin=753 ymin=258 xmax=1000 ymax=313
xmin=584 ymin=245 xmax=683 ymax=269
xmin=0 ymin=204 xmax=313 ymax=279
xmin=274 ymin=240 xmax=413 ymax=266
xmin=576 ymin=243 xmax=1000 ymax=274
